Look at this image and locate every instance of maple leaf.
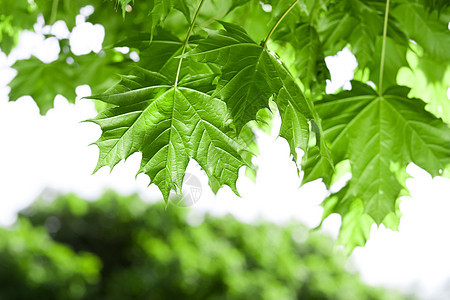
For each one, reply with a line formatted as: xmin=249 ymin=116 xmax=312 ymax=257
xmin=190 ymin=22 xmax=327 ymax=163
xmin=398 ymin=47 xmax=450 ymax=123
xmin=392 ymin=1 xmax=450 ymax=63
xmin=148 ymin=0 xmax=192 ymax=38
xmin=367 ymin=36 xmax=408 ymax=90
xmin=303 ymin=81 xmax=450 ymax=225
xmin=8 ymin=57 xmax=78 ymax=114
xmin=317 ymin=0 xmax=408 ymax=77
xmin=116 ymin=0 xmax=192 ymax=37
xmin=275 ymin=22 xmax=330 ymax=94
xmin=87 ymin=25 xmax=251 ymax=201
xmin=317 ymin=0 xmax=382 ymax=67
xmin=8 ymin=52 xmax=124 ymax=115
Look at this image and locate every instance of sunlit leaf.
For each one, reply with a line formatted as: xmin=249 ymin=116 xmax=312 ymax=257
xmin=303 ymin=82 xmax=450 ymax=225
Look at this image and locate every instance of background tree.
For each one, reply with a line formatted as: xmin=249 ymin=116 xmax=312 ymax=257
xmin=0 ymin=191 xmax=412 ymax=299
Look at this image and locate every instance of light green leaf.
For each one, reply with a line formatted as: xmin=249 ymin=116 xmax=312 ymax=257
xmin=317 ymin=185 xmax=374 ymax=251
xmin=397 ymin=46 xmax=450 ymax=123
xmin=337 ymin=198 xmax=374 ymax=252
xmin=392 ymin=1 xmax=450 ymax=62
xmin=8 ymin=51 xmax=125 ymax=115
xmin=8 ymin=57 xmax=78 ymax=114
xmin=303 ymin=81 xmax=450 ymax=224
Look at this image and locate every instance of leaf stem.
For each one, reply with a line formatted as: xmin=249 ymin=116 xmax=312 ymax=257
xmin=263 ymin=0 xmax=299 ymax=49
xmin=50 ymin=0 xmax=59 ymax=24
xmin=174 ymin=0 xmax=206 ymax=89
xmin=378 ymin=0 xmax=390 ymax=95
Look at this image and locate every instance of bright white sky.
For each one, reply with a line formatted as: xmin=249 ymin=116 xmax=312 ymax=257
xmin=0 ymin=10 xmax=450 ymax=300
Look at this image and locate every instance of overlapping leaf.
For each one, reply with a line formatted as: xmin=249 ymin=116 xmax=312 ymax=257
xmin=275 ymin=23 xmax=330 ymax=95
xmin=392 ymin=1 xmax=450 ymax=63
xmin=129 ymin=0 xmax=192 ymax=38
xmin=317 ymin=0 xmax=411 ymax=86
xmin=317 ymin=0 xmax=382 ymax=67
xmin=228 ymin=0 xmax=251 ymax=12
xmin=115 ymin=0 xmax=193 ymax=38
xmin=398 ymin=47 xmax=450 ymax=123
xmin=423 ymin=0 xmax=450 ymax=13
xmin=303 ymin=82 xmax=450 ymax=242
xmin=190 ymin=22 xmax=326 ymax=162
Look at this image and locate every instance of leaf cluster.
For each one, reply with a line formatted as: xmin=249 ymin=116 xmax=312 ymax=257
xmin=2 ymin=0 xmax=450 ymax=250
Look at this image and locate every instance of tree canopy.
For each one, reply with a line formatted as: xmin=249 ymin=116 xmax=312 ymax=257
xmin=1 ymin=0 xmax=449 ymax=250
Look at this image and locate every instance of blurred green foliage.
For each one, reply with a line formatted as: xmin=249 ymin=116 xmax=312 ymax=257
xmin=0 ymin=219 xmax=100 ymax=299
xmin=0 ymin=191 xmax=410 ymax=300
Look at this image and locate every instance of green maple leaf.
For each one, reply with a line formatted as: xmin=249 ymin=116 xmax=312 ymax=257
xmin=148 ymin=0 xmax=192 ymax=38
xmin=8 ymin=57 xmax=78 ymax=114
xmin=275 ymin=23 xmax=330 ymax=94
xmin=8 ymin=51 xmax=125 ymax=115
xmin=320 ymin=169 xmax=405 ymax=251
xmin=303 ymin=81 xmax=450 ymax=225
xmin=116 ymin=30 xmax=183 ymax=72
xmin=88 ymin=68 xmax=249 ymax=201
xmin=317 ymin=0 xmax=382 ymax=65
xmin=392 ymin=1 xmax=450 ymax=63
xmin=190 ymin=22 xmax=327 ymax=163
xmin=398 ymin=46 xmax=450 ymax=123
xmin=364 ymin=36 xmax=408 ymax=90
xmin=318 ymin=8 xmax=355 ymax=56
xmin=88 ymin=27 xmax=251 ymax=201
xmin=116 ymin=0 xmax=192 ymax=37
xmin=318 ymin=0 xmax=408 ymax=80
xmin=336 ymin=196 xmax=375 ymax=252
